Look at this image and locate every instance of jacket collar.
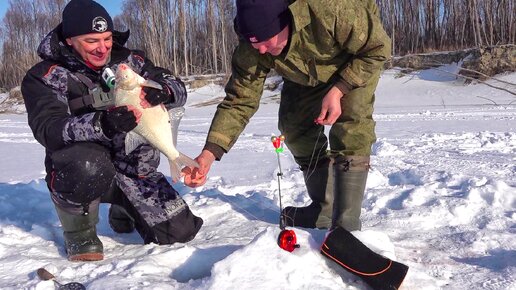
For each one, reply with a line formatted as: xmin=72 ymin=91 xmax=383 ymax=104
xmin=277 ymin=0 xmax=310 ymax=59
xmin=289 ymin=0 xmax=311 ymax=33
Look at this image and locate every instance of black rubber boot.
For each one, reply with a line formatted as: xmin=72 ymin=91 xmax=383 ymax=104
xmin=54 ymin=202 xmax=104 ymax=261
xmin=321 ymin=226 xmax=409 ymax=290
xmin=332 ymin=156 xmax=369 ymax=231
xmin=109 ymin=204 xmax=135 ymax=234
xmin=282 ymin=158 xmax=334 ymax=229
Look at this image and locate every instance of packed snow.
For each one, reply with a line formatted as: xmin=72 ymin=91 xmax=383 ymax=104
xmin=0 ymin=67 xmax=514 ymax=289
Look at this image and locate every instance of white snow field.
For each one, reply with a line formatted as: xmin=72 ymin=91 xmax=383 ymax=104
xmin=0 ymin=68 xmax=514 ymax=289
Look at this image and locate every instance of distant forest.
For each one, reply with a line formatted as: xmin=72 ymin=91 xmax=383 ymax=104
xmin=0 ymin=0 xmax=514 ymax=89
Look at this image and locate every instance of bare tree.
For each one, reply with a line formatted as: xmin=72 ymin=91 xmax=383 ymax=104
xmin=0 ymin=0 xmax=514 ymax=89
xmin=208 ymin=0 xmax=218 ymax=73
xmin=378 ymin=0 xmax=515 ymax=56
xmin=0 ymin=0 xmax=62 ymax=89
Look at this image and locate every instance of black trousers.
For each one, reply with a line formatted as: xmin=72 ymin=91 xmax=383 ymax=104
xmin=46 ymin=142 xmax=202 ymax=244
xmin=46 ymin=142 xmax=116 ymax=205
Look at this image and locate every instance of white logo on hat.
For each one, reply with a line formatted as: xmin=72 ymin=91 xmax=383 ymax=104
xmin=92 ymin=16 xmax=108 ymax=32
xmin=249 ymin=36 xmax=258 ymax=43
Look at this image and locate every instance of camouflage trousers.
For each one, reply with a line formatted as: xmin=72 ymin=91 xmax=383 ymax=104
xmin=278 ymin=77 xmax=378 ymax=169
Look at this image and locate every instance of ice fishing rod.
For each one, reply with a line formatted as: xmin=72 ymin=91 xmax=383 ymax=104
xmin=271 ymin=135 xmax=300 ymax=252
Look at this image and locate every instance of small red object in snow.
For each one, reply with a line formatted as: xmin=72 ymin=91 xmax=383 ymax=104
xmin=278 ymin=229 xmax=300 ymax=252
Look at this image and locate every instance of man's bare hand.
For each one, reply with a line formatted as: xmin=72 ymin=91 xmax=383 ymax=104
xmin=315 ymin=86 xmax=344 ymax=125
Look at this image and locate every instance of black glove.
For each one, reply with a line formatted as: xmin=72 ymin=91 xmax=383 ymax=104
xmin=100 ymin=106 xmax=138 ymax=138
xmin=142 ymin=82 xmax=172 ymax=107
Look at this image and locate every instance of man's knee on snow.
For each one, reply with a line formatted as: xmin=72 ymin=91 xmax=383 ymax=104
xmin=49 ymin=142 xmax=116 ymax=204
xmin=144 ymin=209 xmax=203 ymax=245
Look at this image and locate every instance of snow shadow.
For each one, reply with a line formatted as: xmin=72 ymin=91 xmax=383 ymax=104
xmin=415 ymin=63 xmax=460 ymax=82
xmin=445 ymin=178 xmax=483 ymax=199
xmin=386 ymin=189 xmax=413 ymax=210
xmin=188 ymin=187 xmax=279 ymax=225
xmin=0 ymin=181 xmax=57 ymax=233
xmin=451 ymin=250 xmax=516 ymax=271
xmin=0 ymin=181 xmax=70 ymax=257
xmin=388 ymin=169 xmax=423 ymax=186
xmin=170 ymin=244 xmax=242 ymax=282
xmin=306 ymin=228 xmax=327 ymax=248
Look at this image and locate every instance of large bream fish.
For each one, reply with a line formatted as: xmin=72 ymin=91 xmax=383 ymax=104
xmin=114 ymin=63 xmax=198 ymax=181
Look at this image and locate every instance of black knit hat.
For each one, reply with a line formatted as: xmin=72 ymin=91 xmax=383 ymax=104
xmin=235 ymin=0 xmax=291 ymax=43
xmin=62 ymin=0 xmax=114 ymax=38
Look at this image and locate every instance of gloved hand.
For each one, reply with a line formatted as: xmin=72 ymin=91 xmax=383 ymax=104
xmin=142 ymin=82 xmax=172 ymax=107
xmin=100 ymin=105 xmax=141 ymax=138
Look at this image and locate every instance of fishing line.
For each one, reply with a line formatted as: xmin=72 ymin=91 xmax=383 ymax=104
xmin=304 ymin=125 xmax=328 ymax=181
xmin=214 ymin=189 xmax=295 ymax=223
xmin=215 ymin=193 xmax=271 ymax=221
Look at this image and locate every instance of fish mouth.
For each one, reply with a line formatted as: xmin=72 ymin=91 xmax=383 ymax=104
xmin=115 ymin=64 xmax=128 ymax=82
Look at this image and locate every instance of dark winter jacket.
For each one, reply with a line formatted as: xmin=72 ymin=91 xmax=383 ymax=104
xmin=21 ymin=25 xmax=190 ymax=227
xmin=22 ymin=24 xmax=187 ymax=155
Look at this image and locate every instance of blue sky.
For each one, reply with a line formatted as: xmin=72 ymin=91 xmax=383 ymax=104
xmin=95 ymin=0 xmax=124 ymax=16
xmin=0 ymin=0 xmax=124 ymax=20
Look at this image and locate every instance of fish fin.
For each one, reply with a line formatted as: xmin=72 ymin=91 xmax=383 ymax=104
xmin=169 ymin=152 xmax=200 ymax=183
xmin=177 ymin=152 xmax=200 ymax=168
xmin=141 ymin=79 xmax=163 ymax=90
xmin=168 ymin=107 xmax=185 ymax=146
xmin=124 ymin=131 xmax=148 ymax=155
xmin=169 ymin=160 xmax=182 ymax=183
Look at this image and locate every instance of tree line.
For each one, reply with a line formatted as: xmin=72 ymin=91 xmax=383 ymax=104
xmin=0 ymin=0 xmax=514 ymax=90
xmin=378 ymin=0 xmax=515 ymax=55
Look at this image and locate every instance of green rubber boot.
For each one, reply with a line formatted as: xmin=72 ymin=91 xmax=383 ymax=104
xmin=54 ymin=203 xmax=103 ymax=261
xmin=332 ymin=156 xmax=370 ymax=231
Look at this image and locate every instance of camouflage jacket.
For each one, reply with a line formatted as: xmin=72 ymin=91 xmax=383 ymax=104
xmin=206 ymin=0 xmax=391 ymax=157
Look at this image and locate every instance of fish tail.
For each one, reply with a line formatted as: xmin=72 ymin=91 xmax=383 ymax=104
xmin=169 ymin=152 xmax=200 ymax=183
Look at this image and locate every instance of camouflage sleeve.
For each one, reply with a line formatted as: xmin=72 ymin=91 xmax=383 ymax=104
xmin=22 ymin=63 xmax=112 ymax=151
xmin=161 ymin=74 xmax=187 ymax=108
xmin=334 ymin=4 xmax=391 ymax=91
xmin=205 ymin=43 xmax=270 ymax=154
xmin=62 ymin=112 xmax=111 ymax=144
xmin=137 ymin=52 xmax=187 ymax=108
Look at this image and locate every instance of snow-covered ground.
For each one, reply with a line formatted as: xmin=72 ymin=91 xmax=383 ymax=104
xmin=0 ymin=67 xmax=514 ymax=289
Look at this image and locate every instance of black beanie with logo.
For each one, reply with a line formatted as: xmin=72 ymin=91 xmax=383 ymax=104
xmin=62 ymin=0 xmax=114 ymax=38
xmin=235 ymin=0 xmax=291 ymax=43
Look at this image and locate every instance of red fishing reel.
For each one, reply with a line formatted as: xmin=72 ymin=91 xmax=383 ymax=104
xmin=278 ymin=229 xmax=300 ymax=252
xmin=278 ymin=214 xmax=300 ymax=252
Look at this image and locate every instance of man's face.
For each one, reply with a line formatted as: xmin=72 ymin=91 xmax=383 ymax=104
xmin=66 ymin=31 xmax=113 ymax=68
xmin=251 ymin=26 xmax=289 ymax=56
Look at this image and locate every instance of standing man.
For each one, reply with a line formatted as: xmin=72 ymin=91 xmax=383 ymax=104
xmin=184 ymin=0 xmax=391 ymax=232
xmin=22 ymin=0 xmax=202 ymax=261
